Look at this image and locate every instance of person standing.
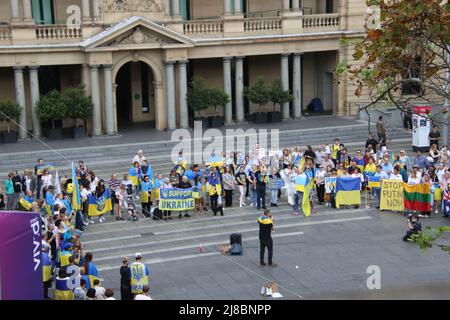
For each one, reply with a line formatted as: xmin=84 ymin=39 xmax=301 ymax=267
xmin=315 ymin=165 xmax=326 ymax=205
xmin=22 ymin=170 xmax=36 ymax=197
xmin=222 ymin=166 xmax=235 ymax=208
xmin=5 ymin=173 xmax=15 ymax=210
xmin=76 ymin=160 xmax=89 ymax=188
xmin=376 ymin=115 xmax=387 ymax=143
xmin=130 ymin=253 xmax=149 ymax=297
xmin=133 ymin=150 xmax=147 ymax=166
xmin=11 ymin=171 xmax=22 ymax=210
xmin=255 ymin=166 xmax=268 ymax=210
xmin=235 ymin=165 xmax=247 ymax=208
xmin=269 ymin=168 xmax=282 ymax=207
xmin=293 ymin=168 xmax=308 ymax=215
xmin=140 ymin=175 xmax=153 ymax=218
xmin=35 ymin=159 xmax=45 ymax=199
xmin=177 ymin=175 xmax=192 ymax=218
xmin=120 ymin=257 xmax=132 ymax=300
xmin=429 ymin=125 xmax=441 ymax=150
xmin=402 ymin=104 xmax=413 ymax=130
xmin=109 ymin=174 xmax=121 ymax=218
xmin=258 ymin=209 xmax=276 ymax=267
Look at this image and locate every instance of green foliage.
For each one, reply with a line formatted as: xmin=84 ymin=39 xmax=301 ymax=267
xmin=243 ymin=77 xmax=271 ymax=109
xmin=0 ymin=100 xmax=21 ymax=132
xmin=269 ymin=78 xmax=293 ymax=111
xmin=36 ymin=90 xmax=67 ymax=128
xmin=410 ymin=226 xmax=450 ymax=254
xmin=209 ymin=87 xmax=230 ymax=116
xmin=187 ymin=78 xmax=211 ymax=116
xmin=64 ymin=85 xmax=93 ymax=122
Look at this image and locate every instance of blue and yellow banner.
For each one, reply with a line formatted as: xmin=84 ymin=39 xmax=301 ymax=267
xmin=128 ymin=168 xmax=141 ymax=186
xmin=336 ymin=178 xmax=361 ymax=208
xmin=368 ymin=176 xmax=381 ymax=189
xmin=71 ymin=161 xmax=81 ymax=211
xmin=159 ymin=188 xmax=195 ymax=211
xmin=54 ymin=278 xmax=74 ymax=300
xmin=19 ymin=196 xmax=33 ymax=211
xmin=35 ymin=162 xmax=55 ymax=175
xmin=208 ymin=156 xmax=223 ymax=168
xmin=87 ymin=189 xmax=112 ymax=217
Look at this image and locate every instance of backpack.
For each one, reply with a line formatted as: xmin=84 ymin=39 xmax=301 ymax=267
xmin=230 ymin=243 xmax=243 ymax=256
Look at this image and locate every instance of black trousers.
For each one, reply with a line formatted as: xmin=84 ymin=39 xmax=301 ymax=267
xmin=163 ymin=210 xmax=171 ymax=217
xmin=224 ymin=189 xmax=233 ymax=207
xmin=245 ymin=181 xmax=250 ymax=197
xmin=121 ymin=285 xmax=132 ymax=300
xmin=316 ymin=184 xmax=325 ymax=203
xmin=403 ymin=230 xmax=418 ymax=242
xmin=141 ymin=201 xmax=151 ymax=216
xmin=210 ymin=193 xmax=218 ymax=208
xmin=256 ymin=186 xmax=266 ymax=209
xmin=260 ymin=240 xmax=273 ymax=264
xmin=403 ymin=116 xmax=412 ymax=129
xmin=43 ymin=280 xmax=52 ymax=299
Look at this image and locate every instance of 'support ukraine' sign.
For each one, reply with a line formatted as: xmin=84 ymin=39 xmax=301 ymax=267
xmin=0 ymin=211 xmax=43 ymax=300
xmin=380 ymin=180 xmax=405 ymax=211
xmin=159 ymin=188 xmax=195 ymax=211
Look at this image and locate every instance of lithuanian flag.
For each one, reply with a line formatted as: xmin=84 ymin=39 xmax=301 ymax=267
xmin=336 ymin=178 xmax=361 ymax=208
xmin=403 ymin=183 xmax=431 ymax=212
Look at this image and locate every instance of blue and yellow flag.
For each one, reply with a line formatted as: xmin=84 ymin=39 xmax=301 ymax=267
xmin=42 ymin=252 xmax=52 ymax=283
xmin=336 ymin=178 xmax=361 ymax=208
xmin=128 ymin=168 xmax=141 ymax=187
xmin=87 ymin=189 xmax=112 ymax=217
xmin=208 ymin=156 xmax=223 ymax=168
xmin=368 ymin=176 xmax=381 ymax=189
xmin=45 ymin=192 xmax=54 ymax=216
xmin=58 ymin=249 xmax=72 ymax=268
xmin=302 ymin=180 xmax=312 ymax=217
xmin=19 ymin=196 xmax=33 ymax=211
xmin=55 ymin=278 xmax=74 ymax=300
xmin=85 ymin=262 xmax=101 ymax=288
xmin=71 ymin=161 xmax=81 ymax=211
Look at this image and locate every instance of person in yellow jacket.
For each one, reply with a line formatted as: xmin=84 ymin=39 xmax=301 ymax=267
xmin=130 ymin=253 xmax=149 ymax=296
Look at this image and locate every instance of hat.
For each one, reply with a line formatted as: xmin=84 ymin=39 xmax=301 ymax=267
xmin=135 ymin=252 xmax=142 ymax=259
xmin=73 ymin=229 xmax=83 ymax=238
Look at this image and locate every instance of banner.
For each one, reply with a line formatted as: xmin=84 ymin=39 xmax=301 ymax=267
xmin=159 ymin=188 xmax=195 ymax=211
xmin=71 ymin=161 xmax=81 ymax=211
xmin=403 ymin=183 xmax=431 ymax=212
xmin=87 ymin=189 xmax=113 ymax=217
xmin=380 ymin=180 xmax=404 ymax=211
xmin=35 ymin=162 xmax=55 ymax=175
xmin=335 ymin=178 xmax=361 ymax=208
xmin=0 ymin=211 xmax=43 ymax=300
xmin=325 ymin=177 xmax=337 ymax=193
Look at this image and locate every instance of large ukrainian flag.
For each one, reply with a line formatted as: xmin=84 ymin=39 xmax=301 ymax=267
xmin=71 ymin=161 xmax=81 ymax=211
xmin=336 ymin=178 xmax=361 ymax=208
xmin=87 ymin=189 xmax=113 ymax=217
xmin=128 ymin=168 xmax=141 ymax=187
xmin=54 ymin=278 xmax=74 ymax=300
xmin=42 ymin=252 xmax=52 ymax=283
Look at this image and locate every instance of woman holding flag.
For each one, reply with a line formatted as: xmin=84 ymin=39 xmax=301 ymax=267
xmin=140 ymin=175 xmax=153 ymax=218
xmin=128 ymin=161 xmax=142 ymax=198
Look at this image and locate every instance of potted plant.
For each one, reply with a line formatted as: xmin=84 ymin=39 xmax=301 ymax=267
xmin=208 ymin=87 xmax=229 ymax=127
xmin=269 ymin=78 xmax=293 ymax=123
xmin=37 ymin=90 xmax=67 ymax=140
xmin=0 ymin=100 xmax=21 ymax=143
xmin=64 ymin=85 xmax=93 ymax=138
xmin=187 ymin=78 xmax=210 ymax=128
xmin=243 ymin=76 xmax=271 ymax=124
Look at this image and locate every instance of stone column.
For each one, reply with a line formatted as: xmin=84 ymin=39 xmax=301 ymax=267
xmin=103 ymin=65 xmax=115 ymax=135
xmin=81 ymin=64 xmax=91 ymax=96
xmin=165 ymin=0 xmax=171 ymax=16
xmin=90 ymin=65 xmax=102 ymax=136
xmin=223 ymin=57 xmax=233 ymax=124
xmin=22 ymin=0 xmax=33 ymax=21
xmin=178 ymin=60 xmax=189 ymax=129
xmin=166 ymin=61 xmax=176 ymax=129
xmin=10 ymin=0 xmax=19 ymax=20
xmin=171 ymin=0 xmax=180 ymax=17
xmin=283 ymin=0 xmax=290 ymax=11
xmin=281 ymin=53 xmax=290 ymax=120
xmin=224 ymin=0 xmax=232 ymax=15
xmin=14 ymin=67 xmax=27 ymax=139
xmin=293 ymin=54 xmax=302 ymax=118
xmin=292 ymin=0 xmax=300 ymax=10
xmin=81 ymin=0 xmax=91 ymax=21
xmin=234 ymin=0 xmax=241 ymax=14
xmin=29 ymin=66 xmax=41 ymax=137
xmin=235 ymin=56 xmax=244 ymax=123
xmin=92 ymin=0 xmax=100 ymax=20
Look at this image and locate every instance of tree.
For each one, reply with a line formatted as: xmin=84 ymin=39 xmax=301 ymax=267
xmin=410 ymin=226 xmax=450 ymax=254
xmin=209 ymin=87 xmax=230 ymax=116
xmin=0 ymin=101 xmax=21 ymax=132
xmin=336 ymin=0 xmax=450 ymax=122
xmin=243 ymin=77 xmax=271 ymax=110
xmin=187 ymin=78 xmax=211 ymax=117
xmin=64 ymin=85 xmax=93 ymax=126
xmin=270 ymin=78 xmax=293 ymax=111
xmin=36 ymin=90 xmax=67 ymax=129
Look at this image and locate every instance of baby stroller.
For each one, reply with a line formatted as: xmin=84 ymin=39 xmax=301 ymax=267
xmin=124 ymin=193 xmax=138 ymax=222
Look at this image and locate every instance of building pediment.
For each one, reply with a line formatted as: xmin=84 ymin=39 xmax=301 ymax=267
xmin=80 ymin=16 xmax=193 ymax=50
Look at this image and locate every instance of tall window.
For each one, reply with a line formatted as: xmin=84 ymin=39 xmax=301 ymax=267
xmin=31 ymin=0 xmax=54 ymax=25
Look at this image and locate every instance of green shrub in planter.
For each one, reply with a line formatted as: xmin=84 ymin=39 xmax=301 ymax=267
xmin=187 ymin=77 xmax=211 ymax=128
xmin=0 ymin=100 xmax=21 ymax=143
xmin=269 ymin=78 xmax=293 ymax=122
xmin=37 ymin=90 xmax=67 ymax=139
xmin=64 ymin=85 xmax=93 ymax=138
xmin=209 ymin=87 xmax=229 ymax=127
xmin=244 ymin=77 xmax=271 ymax=123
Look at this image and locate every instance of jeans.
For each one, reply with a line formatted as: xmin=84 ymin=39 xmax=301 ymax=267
xmin=374 ymin=188 xmax=381 ymax=207
xmin=260 ymin=240 xmax=273 ymax=264
xmin=294 ymin=191 xmax=303 ymax=212
xmin=6 ymin=194 xmax=16 ymax=210
xmin=256 ymin=186 xmax=266 ymax=209
xmin=271 ymin=189 xmax=278 ymax=204
xmin=36 ymin=179 xmax=43 ymax=199
xmin=239 ymin=185 xmax=246 ymax=206
xmin=250 ymin=188 xmax=257 ymax=206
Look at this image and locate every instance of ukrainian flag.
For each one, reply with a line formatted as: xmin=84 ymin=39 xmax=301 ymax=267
xmin=45 ymin=192 xmax=54 ymax=216
xmin=86 ymin=262 xmax=101 ymax=288
xmin=140 ymin=180 xmax=153 ymax=204
xmin=54 ymin=278 xmax=74 ymax=300
xmin=336 ymin=177 xmax=361 ymax=208
xmin=209 ymin=156 xmax=223 ymax=168
xmin=302 ymin=180 xmax=312 ymax=217
xmin=71 ymin=161 xmax=81 ymax=211
xmin=368 ymin=176 xmax=381 ymax=189
xmin=42 ymin=252 xmax=52 ymax=283
xmin=87 ymin=189 xmax=113 ymax=217
xmin=58 ymin=249 xmax=72 ymax=268
xmin=19 ymin=196 xmax=33 ymax=211
xmin=128 ymin=168 xmax=141 ymax=187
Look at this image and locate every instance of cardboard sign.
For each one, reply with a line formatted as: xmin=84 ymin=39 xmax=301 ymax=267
xmin=380 ymin=180 xmax=405 ymax=211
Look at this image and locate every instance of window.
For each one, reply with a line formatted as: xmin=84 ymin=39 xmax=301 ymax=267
xmin=31 ymin=0 xmax=54 ymax=25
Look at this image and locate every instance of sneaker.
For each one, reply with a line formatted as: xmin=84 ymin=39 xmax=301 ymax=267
xmin=119 ymin=217 xmax=125 ymax=221
xmin=273 ymin=203 xmax=277 ymax=207
xmin=250 ymin=203 xmax=254 ymax=207
xmin=270 ymin=203 xmax=275 ymax=207
xmin=240 ymin=204 xmax=243 ymax=208
xmin=83 ymin=221 xmax=89 ymax=226
xmin=260 ymin=262 xmax=267 ymax=266
xmin=184 ymin=214 xmax=191 ymax=218
xmin=89 ymin=219 xmax=95 ymax=224
xmin=242 ymin=203 xmax=246 ymax=206
xmin=99 ymin=218 xmax=103 ymax=223
xmin=178 ymin=214 xmax=182 ymax=219
xmin=435 ymin=209 xmax=439 ymax=214
xmin=268 ymin=262 xmax=278 ymax=267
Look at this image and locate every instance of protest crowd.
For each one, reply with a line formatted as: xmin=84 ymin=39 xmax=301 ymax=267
xmin=1 ymin=124 xmax=450 ymax=300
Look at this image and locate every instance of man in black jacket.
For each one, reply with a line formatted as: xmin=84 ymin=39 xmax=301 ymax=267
xmin=11 ymin=170 xmax=22 ymax=209
xmin=258 ymin=210 xmax=276 ymax=267
xmin=120 ymin=257 xmax=132 ymax=300
xmin=178 ymin=175 xmax=192 ymax=218
xmin=365 ymin=133 xmax=379 ymax=152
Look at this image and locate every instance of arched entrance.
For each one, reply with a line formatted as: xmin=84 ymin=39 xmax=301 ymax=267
xmin=115 ymin=61 xmax=156 ymax=130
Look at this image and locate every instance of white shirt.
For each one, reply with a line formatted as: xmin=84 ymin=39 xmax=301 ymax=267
xmin=42 ymin=175 xmax=53 ymax=188
xmin=94 ymin=286 xmax=106 ymax=300
xmin=324 ymin=145 xmax=331 ymax=155
xmin=315 ymin=170 xmax=326 ymax=184
xmin=134 ymin=294 xmax=152 ymax=300
xmin=105 ymin=297 xmax=116 ymax=300
xmin=133 ymin=155 xmax=146 ymax=166
xmin=389 ymin=174 xmax=403 ymax=181
xmin=25 ymin=178 xmax=32 ymax=193
xmin=408 ymin=176 xmax=421 ymax=185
